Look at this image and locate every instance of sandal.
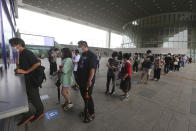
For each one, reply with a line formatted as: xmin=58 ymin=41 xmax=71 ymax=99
xmin=63 ymin=103 xmax=73 ymax=111
xmin=62 ymin=102 xmax=68 ymax=108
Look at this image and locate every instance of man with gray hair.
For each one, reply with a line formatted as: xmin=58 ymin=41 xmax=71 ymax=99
xmin=77 ymin=41 xmax=97 ymax=123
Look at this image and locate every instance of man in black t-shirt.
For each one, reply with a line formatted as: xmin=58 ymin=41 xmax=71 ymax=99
xmin=133 ymin=55 xmax=139 ymax=73
xmin=77 ymin=41 xmax=97 ymax=123
xmin=9 ymin=38 xmax=44 ymax=126
xmin=139 ymin=50 xmax=154 ymax=84
xmin=105 ymin=51 xmax=120 ymax=95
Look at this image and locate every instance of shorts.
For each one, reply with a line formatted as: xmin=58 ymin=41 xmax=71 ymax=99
xmin=142 ymin=68 xmax=152 ymax=75
xmin=62 ymin=84 xmax=71 ymax=88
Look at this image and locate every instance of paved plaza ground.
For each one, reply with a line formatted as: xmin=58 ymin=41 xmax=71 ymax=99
xmin=15 ymin=58 xmax=196 ymax=131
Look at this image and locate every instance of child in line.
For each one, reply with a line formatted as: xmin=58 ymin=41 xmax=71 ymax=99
xmin=120 ymin=53 xmax=132 ymax=101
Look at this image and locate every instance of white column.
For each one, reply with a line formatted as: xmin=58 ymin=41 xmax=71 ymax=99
xmin=106 ymin=31 xmax=111 ymax=48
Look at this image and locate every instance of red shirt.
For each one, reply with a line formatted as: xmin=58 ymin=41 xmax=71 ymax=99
xmin=120 ymin=61 xmax=131 ymax=78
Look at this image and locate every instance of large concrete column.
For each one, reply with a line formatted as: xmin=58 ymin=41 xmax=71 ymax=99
xmin=189 ymin=27 xmax=196 ymax=62
xmin=106 ymin=31 xmax=111 ymax=48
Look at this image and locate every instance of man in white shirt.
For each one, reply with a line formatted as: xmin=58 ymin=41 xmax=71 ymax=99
xmin=96 ymin=49 xmax=101 ymax=70
xmin=72 ymin=49 xmax=81 ymax=89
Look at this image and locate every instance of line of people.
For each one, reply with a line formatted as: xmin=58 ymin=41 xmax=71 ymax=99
xmin=131 ymin=51 xmax=191 ymax=84
xmin=105 ymin=50 xmax=191 ymax=102
xmin=9 ymin=37 xmax=191 ymax=126
xmin=10 ymin=38 xmax=99 ymax=125
xmin=54 ymin=41 xmax=98 ymax=123
xmin=105 ymin=52 xmax=132 ymax=101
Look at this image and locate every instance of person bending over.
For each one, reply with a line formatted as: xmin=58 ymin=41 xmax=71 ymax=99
xmin=9 ymin=38 xmax=44 ymax=126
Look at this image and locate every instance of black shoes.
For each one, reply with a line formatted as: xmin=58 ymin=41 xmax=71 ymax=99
xmin=105 ymin=90 xmax=115 ymax=95
xmin=17 ymin=112 xmax=44 ymax=126
xmin=17 ymin=115 xmax=35 ymax=126
xmin=79 ymin=112 xmax=95 ymax=123
xmin=105 ymin=91 xmax=109 ymax=95
xmin=30 ymin=112 xmax=44 ymax=122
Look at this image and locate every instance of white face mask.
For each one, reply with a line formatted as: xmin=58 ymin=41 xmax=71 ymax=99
xmin=12 ymin=47 xmax=19 ymax=52
xmin=78 ymin=48 xmax=83 ymax=54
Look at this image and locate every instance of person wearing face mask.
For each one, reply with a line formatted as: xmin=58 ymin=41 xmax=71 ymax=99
xmin=60 ymin=48 xmax=74 ymax=111
xmin=119 ymin=53 xmax=132 ymax=101
xmin=77 ymin=41 xmax=97 ymax=123
xmin=105 ymin=51 xmax=120 ymax=95
xmin=9 ymin=38 xmax=44 ymax=126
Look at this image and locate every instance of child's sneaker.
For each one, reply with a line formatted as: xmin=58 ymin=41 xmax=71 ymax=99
xmin=121 ymin=96 xmax=129 ymax=101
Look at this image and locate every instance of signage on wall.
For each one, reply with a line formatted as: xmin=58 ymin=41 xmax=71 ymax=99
xmin=21 ymin=33 xmax=55 ymax=47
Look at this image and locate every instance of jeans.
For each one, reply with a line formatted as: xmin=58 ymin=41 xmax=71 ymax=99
xmin=50 ymin=62 xmax=57 ymax=75
xmin=154 ymin=68 xmax=161 ymax=80
xmin=106 ymin=73 xmax=116 ymax=93
xmin=133 ymin=63 xmax=138 ymax=72
xmin=164 ymin=64 xmax=170 ymax=74
xmin=181 ymin=61 xmax=185 ymax=68
xmin=174 ymin=65 xmax=179 ymax=71
xmin=170 ymin=63 xmax=173 ymax=71
xmin=183 ymin=61 xmax=186 ymax=67
xmin=97 ymin=60 xmax=100 ymax=69
xmin=74 ymin=71 xmax=78 ymax=84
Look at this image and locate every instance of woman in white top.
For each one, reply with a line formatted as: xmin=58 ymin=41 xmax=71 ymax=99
xmin=72 ymin=49 xmax=81 ymax=89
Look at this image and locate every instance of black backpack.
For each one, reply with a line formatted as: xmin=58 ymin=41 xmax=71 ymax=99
xmin=30 ymin=65 xmax=46 ymax=88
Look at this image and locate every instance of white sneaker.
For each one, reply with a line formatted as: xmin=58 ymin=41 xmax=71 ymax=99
xmin=121 ymin=96 xmax=129 ymax=101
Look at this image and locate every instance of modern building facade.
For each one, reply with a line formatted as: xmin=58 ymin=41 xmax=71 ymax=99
xmin=122 ymin=12 xmax=196 ymax=60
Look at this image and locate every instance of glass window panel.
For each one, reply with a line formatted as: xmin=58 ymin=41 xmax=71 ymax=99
xmin=163 ymin=42 xmax=169 ymax=48
xmin=173 ymin=42 xmax=178 ymax=48
xmin=172 ymin=14 xmax=175 ymax=23
xmin=1 ymin=6 xmax=14 ymax=65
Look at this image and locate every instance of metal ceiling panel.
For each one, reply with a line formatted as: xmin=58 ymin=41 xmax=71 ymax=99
xmin=21 ymin=0 xmax=196 ymax=32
